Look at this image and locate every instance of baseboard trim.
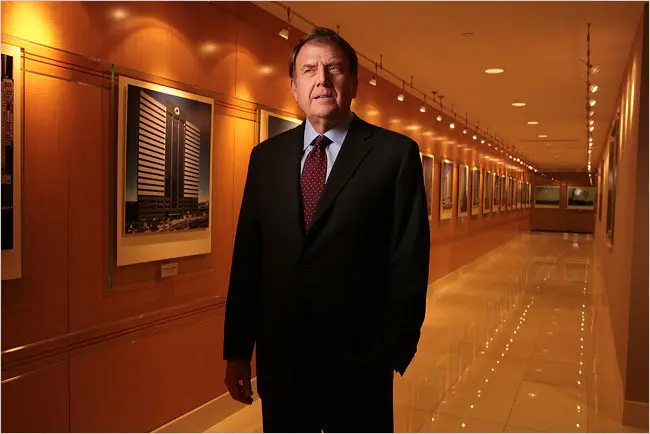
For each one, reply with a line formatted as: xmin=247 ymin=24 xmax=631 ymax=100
xmin=153 ymin=377 xmax=259 ymax=433
xmin=623 ymin=399 xmax=649 ymax=429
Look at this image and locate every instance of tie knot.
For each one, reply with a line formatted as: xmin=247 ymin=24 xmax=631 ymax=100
xmin=313 ymin=135 xmax=331 ymax=153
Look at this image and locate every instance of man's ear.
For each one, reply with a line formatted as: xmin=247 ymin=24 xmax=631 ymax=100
xmin=290 ymin=78 xmax=298 ymax=102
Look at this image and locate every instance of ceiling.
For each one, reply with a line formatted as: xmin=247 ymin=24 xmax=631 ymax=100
xmin=254 ymin=1 xmax=644 ymax=172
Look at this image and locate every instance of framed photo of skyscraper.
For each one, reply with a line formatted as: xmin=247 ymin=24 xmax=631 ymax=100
xmin=440 ymin=160 xmax=453 ymax=220
xmin=1 ymin=43 xmax=22 ymax=280
xmin=420 ymin=153 xmax=434 ymax=220
xmin=493 ymin=174 xmax=500 ymax=210
xmin=117 ymin=76 xmax=214 ymax=266
xmin=483 ymin=171 xmax=491 ymax=215
xmin=258 ymin=108 xmax=301 ymax=143
xmin=457 ymin=164 xmax=469 ymax=218
xmin=471 ymin=168 xmax=480 ymax=215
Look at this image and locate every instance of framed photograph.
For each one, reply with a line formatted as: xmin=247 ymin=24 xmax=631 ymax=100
xmin=517 ymin=181 xmax=522 ymax=209
xmin=493 ymin=174 xmax=500 ymax=210
xmin=506 ymin=177 xmax=512 ymax=210
xmin=598 ymin=162 xmax=604 ymax=221
xmin=420 ymin=153 xmax=434 ymax=220
xmin=528 ymin=183 xmax=532 ymax=208
xmin=259 ymin=108 xmax=301 ymax=143
xmin=567 ymin=186 xmax=595 ymax=210
xmin=117 ymin=76 xmax=214 ymax=266
xmin=471 ymin=168 xmax=480 ymax=215
xmin=458 ymin=164 xmax=469 ymax=218
xmin=483 ymin=171 xmax=491 ymax=215
xmin=606 ymin=117 xmax=620 ymax=245
xmin=440 ymin=160 xmax=453 ymax=220
xmin=500 ymin=175 xmax=506 ymax=211
xmin=2 ymin=43 xmax=22 ymax=280
xmin=535 ymin=186 xmax=561 ymax=209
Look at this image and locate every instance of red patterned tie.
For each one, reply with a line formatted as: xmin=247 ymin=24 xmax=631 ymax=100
xmin=301 ymin=135 xmax=331 ymax=230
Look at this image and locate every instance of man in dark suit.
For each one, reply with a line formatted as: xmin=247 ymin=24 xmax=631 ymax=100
xmin=224 ymin=27 xmax=430 ymax=432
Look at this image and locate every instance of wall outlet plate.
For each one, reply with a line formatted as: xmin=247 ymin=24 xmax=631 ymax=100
xmin=161 ymin=262 xmax=179 ymax=278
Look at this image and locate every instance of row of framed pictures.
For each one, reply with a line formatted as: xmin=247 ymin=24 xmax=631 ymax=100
xmin=534 ymin=185 xmax=596 ymax=210
xmin=419 ymin=153 xmax=532 ymax=221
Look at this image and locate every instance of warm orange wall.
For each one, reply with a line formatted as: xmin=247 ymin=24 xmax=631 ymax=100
xmin=1 ymin=2 xmax=530 ymax=431
xmin=530 ymin=173 xmax=596 ymax=233
xmin=593 ymin=6 xmax=648 ymax=427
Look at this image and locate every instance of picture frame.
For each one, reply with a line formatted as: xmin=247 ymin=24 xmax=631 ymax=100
xmin=471 ymin=168 xmax=480 ymax=215
xmin=483 ymin=171 xmax=491 ymax=215
xmin=598 ymin=161 xmax=604 ymax=221
xmin=500 ymin=175 xmax=506 ymax=211
xmin=117 ymin=76 xmax=214 ymax=266
xmin=567 ymin=186 xmax=596 ymax=210
xmin=1 ymin=43 xmax=22 ymax=280
xmin=493 ymin=174 xmax=500 ymax=211
xmin=440 ymin=160 xmax=453 ymax=220
xmin=535 ymin=186 xmax=561 ymax=209
xmin=258 ymin=108 xmax=301 ymax=143
xmin=606 ymin=116 xmax=620 ymax=245
xmin=457 ymin=164 xmax=469 ymax=218
xmin=420 ymin=153 xmax=434 ymax=221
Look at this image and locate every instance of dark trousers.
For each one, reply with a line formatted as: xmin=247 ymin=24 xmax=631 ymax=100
xmin=261 ymin=363 xmax=394 ymax=433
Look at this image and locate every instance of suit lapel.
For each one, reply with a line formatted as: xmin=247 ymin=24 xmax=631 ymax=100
xmin=307 ymin=115 xmax=373 ymax=236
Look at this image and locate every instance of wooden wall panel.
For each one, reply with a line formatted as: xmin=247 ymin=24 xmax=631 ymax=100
xmin=1 ymin=72 xmax=71 ymax=350
xmin=70 ymin=313 xmax=225 ymax=432
xmin=1 ymin=365 xmax=70 ymax=432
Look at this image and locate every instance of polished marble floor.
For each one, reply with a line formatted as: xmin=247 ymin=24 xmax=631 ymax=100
xmin=206 ymin=232 xmax=643 ymax=433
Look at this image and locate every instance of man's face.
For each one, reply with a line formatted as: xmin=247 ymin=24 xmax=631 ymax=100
xmin=290 ymin=40 xmax=358 ymax=128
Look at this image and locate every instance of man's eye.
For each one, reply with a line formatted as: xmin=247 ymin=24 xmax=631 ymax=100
xmin=329 ymin=65 xmax=341 ymax=72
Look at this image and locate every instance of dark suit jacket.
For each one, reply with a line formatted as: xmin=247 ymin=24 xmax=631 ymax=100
xmin=223 ymin=114 xmax=430 ymax=401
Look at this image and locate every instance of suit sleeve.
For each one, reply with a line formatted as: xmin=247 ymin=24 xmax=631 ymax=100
xmin=223 ymin=146 xmax=261 ymax=361
xmin=386 ymin=140 xmax=431 ymax=375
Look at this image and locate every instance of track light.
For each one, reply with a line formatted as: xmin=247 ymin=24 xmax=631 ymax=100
xmin=436 ymin=114 xmax=442 ymax=122
xmin=590 ymin=84 xmax=599 ymax=93
xmin=279 ymin=8 xmax=291 ymax=40
xmin=589 ymin=110 xmax=595 ymax=117
xmin=420 ymin=104 xmax=426 ymax=113
xmin=450 ymin=122 xmax=455 ymax=129
xmin=369 ymin=77 xmax=377 ymax=86
xmin=589 ymin=119 xmax=595 ymax=126
xmin=589 ymin=99 xmax=596 ymax=107
xmin=481 ymin=139 xmax=485 ymax=144
xmin=472 ymin=134 xmax=477 ymax=140
xmin=397 ymin=80 xmax=405 ymax=102
xmin=462 ymin=129 xmax=467 ymax=134
xmin=589 ymin=126 xmax=595 ymax=132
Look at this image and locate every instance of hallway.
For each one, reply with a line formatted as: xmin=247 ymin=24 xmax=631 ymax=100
xmin=207 ymin=232 xmax=642 ymax=433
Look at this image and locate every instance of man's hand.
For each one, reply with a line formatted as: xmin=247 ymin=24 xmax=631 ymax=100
xmin=225 ymin=359 xmax=253 ymax=405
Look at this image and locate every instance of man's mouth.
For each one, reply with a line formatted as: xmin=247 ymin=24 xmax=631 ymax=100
xmin=313 ymin=95 xmax=334 ymax=100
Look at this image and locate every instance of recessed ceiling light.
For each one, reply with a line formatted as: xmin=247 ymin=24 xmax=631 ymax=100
xmin=485 ymin=68 xmax=505 ymax=74
xmin=512 ymin=102 xmax=526 ymax=107
xmin=538 ymin=134 xmax=548 ymax=138
xmin=527 ymin=121 xmax=539 ymax=125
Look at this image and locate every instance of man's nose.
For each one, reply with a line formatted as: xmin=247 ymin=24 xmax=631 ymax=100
xmin=315 ymin=66 xmax=330 ymax=85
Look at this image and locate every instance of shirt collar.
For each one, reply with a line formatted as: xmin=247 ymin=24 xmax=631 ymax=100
xmin=304 ymin=111 xmax=354 ymax=150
